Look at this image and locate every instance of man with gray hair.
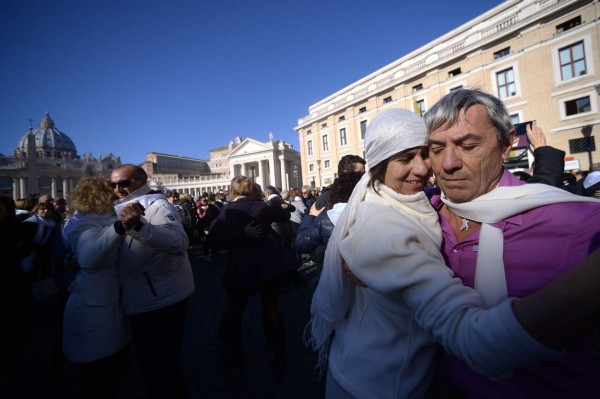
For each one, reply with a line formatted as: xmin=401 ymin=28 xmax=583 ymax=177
xmin=424 ymin=89 xmax=600 ymax=398
xmin=301 ymin=185 xmax=315 ymax=209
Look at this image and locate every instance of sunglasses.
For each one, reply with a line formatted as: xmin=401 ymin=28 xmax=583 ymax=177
xmin=109 ymin=180 xmax=135 ymax=189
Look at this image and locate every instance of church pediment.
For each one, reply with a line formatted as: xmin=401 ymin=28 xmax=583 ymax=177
xmin=228 ymin=138 xmax=272 ymax=158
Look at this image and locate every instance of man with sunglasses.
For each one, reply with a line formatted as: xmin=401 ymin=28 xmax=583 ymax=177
xmin=111 ymin=164 xmax=194 ymax=399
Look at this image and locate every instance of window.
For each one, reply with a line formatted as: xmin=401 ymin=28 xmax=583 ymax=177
xmin=307 ymin=140 xmax=313 ymax=156
xmin=360 ymin=120 xmax=367 ymax=140
xmin=338 ymin=115 xmax=345 ymax=122
xmin=359 ymin=107 xmax=367 ymax=113
xmin=559 ymin=41 xmax=586 ymax=80
xmin=383 ymin=96 xmax=392 ymax=104
xmin=321 ymin=123 xmax=328 ymax=129
xmin=448 ymin=68 xmax=461 ymax=77
xmin=339 ymin=128 xmax=347 ymax=146
xmin=565 ymin=96 xmax=591 ymax=116
xmin=322 ymin=135 xmax=329 ymax=151
xmin=307 ymin=129 xmax=312 ymax=135
xmin=415 ymin=99 xmax=426 ymax=116
xmin=412 ymin=83 xmax=423 ymax=92
xmin=496 ymin=67 xmax=516 ymax=99
xmin=510 ymin=114 xmax=520 ymax=125
xmin=324 ymin=160 xmax=331 ymax=168
xmin=569 ymin=136 xmax=595 ymax=154
xmin=556 ymin=16 xmax=581 ymax=34
xmin=494 ymin=47 xmax=511 ymax=59
xmin=449 ymin=85 xmax=464 ymax=92
xmin=309 ymin=164 xmax=315 ymax=172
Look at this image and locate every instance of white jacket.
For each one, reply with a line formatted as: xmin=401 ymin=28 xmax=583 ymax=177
xmin=62 ymin=210 xmax=130 ymax=363
xmin=328 ymin=185 xmax=558 ymax=399
xmin=115 ymin=185 xmax=195 ymax=315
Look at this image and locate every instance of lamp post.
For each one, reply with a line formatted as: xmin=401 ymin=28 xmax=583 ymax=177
xmin=316 ymin=159 xmax=321 ymax=188
xmin=293 ymin=164 xmax=299 ymax=188
xmin=581 ymin=125 xmax=594 ymax=168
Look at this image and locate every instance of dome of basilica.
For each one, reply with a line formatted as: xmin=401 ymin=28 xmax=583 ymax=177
xmin=15 ymin=112 xmax=78 ymax=159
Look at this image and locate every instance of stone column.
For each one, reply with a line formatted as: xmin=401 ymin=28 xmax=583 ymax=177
xmin=279 ymin=157 xmax=287 ymax=190
xmin=229 ymin=163 xmax=236 ymax=179
xmin=20 ymin=177 xmax=27 ymax=198
xmin=257 ymin=160 xmax=264 ymax=188
xmin=51 ymin=177 xmax=57 ymax=199
xmin=12 ymin=178 xmax=19 ymax=200
xmin=63 ymin=178 xmax=69 ymax=199
xmin=268 ymin=157 xmax=276 ymax=186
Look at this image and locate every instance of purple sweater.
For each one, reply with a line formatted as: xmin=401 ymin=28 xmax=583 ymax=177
xmin=431 ymin=169 xmax=600 ymax=399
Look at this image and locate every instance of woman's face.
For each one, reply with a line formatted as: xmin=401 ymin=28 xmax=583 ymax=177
xmin=383 ymin=146 xmax=431 ymax=195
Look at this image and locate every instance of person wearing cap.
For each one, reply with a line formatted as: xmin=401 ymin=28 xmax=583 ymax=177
xmin=307 ymin=108 xmax=600 ymax=399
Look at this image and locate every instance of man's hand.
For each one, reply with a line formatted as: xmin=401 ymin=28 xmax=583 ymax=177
xmin=244 ymin=220 xmax=262 ymax=238
xmin=526 ymin=120 xmax=546 ymax=150
xmin=118 ymin=202 xmax=143 ymax=231
xmin=342 ymin=259 xmax=367 ymax=287
xmin=310 ymin=202 xmax=326 ymax=217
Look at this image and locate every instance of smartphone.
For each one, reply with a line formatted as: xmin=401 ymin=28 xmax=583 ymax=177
xmin=512 ymin=121 xmax=533 ymax=148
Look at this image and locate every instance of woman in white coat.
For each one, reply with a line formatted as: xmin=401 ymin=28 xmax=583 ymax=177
xmin=62 ymin=177 xmax=136 ymax=398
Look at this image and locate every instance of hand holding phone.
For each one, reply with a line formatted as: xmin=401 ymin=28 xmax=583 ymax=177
xmin=525 ymin=120 xmax=547 ymax=150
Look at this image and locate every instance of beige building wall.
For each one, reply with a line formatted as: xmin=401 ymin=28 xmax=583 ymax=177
xmin=295 ymin=0 xmax=600 ymax=186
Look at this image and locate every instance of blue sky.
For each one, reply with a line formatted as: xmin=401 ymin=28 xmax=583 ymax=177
xmin=1 ymin=0 xmax=503 ymax=164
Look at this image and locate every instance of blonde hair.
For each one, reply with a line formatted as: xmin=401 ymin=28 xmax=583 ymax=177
xmin=70 ymin=177 xmax=116 ymax=214
xmin=180 ymin=193 xmax=193 ymax=203
xmin=230 ymin=176 xmax=254 ymax=197
xmin=16 ymin=198 xmax=36 ymax=211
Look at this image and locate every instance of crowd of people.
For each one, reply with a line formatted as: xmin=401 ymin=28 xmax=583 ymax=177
xmin=2 ymin=88 xmax=600 ymax=399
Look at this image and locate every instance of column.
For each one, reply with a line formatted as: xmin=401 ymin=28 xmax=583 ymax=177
xmin=258 ymin=160 xmax=266 ymax=189
xmin=268 ymin=157 xmax=276 ymax=186
xmin=51 ymin=177 xmax=57 ymax=199
xmin=229 ymin=163 xmax=236 ymax=179
xmin=279 ymin=157 xmax=287 ymax=190
xmin=63 ymin=178 xmax=69 ymax=199
xmin=12 ymin=178 xmax=19 ymax=200
xmin=20 ymin=177 xmax=27 ymax=198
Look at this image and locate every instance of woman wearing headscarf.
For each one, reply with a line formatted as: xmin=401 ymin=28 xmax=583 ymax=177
xmin=62 ymin=177 xmax=137 ymax=398
xmin=307 ymin=108 xmax=582 ymax=398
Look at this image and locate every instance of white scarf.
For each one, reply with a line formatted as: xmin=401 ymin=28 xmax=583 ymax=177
xmin=307 ymin=175 xmax=437 ymax=371
xmin=113 ymin=184 xmax=165 ymax=215
xmin=326 ymin=202 xmax=347 ymax=226
xmin=441 ymin=184 xmax=600 ymax=307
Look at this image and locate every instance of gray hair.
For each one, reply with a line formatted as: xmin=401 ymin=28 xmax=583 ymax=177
xmin=424 ymin=89 xmax=513 ymax=148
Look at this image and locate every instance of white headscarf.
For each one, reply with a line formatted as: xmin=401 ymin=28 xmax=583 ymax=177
xmin=306 ymin=108 xmax=429 ymax=371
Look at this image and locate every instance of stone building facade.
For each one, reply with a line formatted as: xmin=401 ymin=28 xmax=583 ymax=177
xmin=295 ymin=0 xmax=600 ymax=186
xmin=146 ymin=134 xmax=302 ymax=197
xmin=0 ymin=112 xmax=121 ymax=199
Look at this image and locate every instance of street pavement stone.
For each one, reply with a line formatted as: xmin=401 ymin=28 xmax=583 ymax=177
xmin=1 ymin=244 xmax=326 ymax=399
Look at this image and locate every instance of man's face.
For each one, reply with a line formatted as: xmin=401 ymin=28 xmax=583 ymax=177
xmin=302 ymin=189 xmax=311 ymax=198
xmin=428 ymin=105 xmax=511 ymax=203
xmin=110 ymin=167 xmax=145 ymax=199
